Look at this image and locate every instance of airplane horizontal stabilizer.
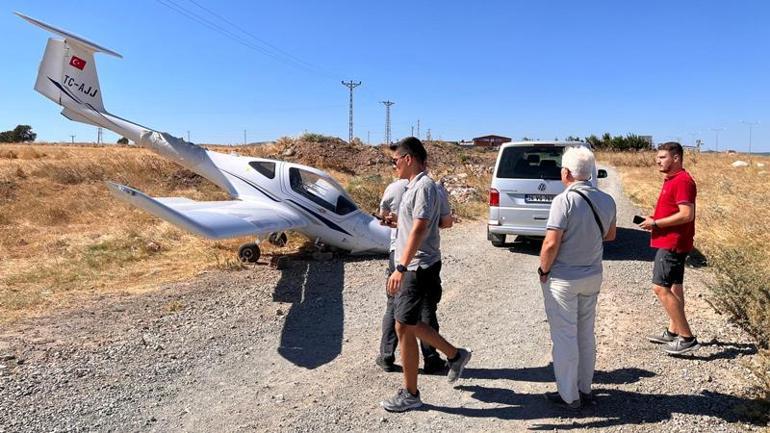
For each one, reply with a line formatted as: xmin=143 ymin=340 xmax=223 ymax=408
xmin=106 ymin=182 xmax=306 ymax=239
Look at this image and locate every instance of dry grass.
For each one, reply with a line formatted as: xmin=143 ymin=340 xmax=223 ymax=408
xmin=599 ymin=150 xmax=770 ymax=395
xmin=0 ymin=143 xmax=306 ymax=322
xmin=0 ymin=141 xmax=494 ymax=323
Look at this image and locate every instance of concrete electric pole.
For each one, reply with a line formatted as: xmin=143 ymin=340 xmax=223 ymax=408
xmin=740 ymin=120 xmax=759 ymax=161
xmin=710 ymin=127 xmax=725 ymax=152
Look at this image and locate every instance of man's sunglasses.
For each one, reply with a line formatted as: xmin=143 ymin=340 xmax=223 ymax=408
xmin=391 ymin=154 xmax=408 ymax=166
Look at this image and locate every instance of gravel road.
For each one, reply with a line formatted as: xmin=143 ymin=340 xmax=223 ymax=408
xmin=0 ymin=169 xmax=766 ymax=432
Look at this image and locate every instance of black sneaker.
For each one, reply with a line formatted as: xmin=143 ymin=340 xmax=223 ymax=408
xmin=579 ymin=391 xmax=596 ymax=406
xmin=422 ymin=357 xmax=447 ymax=374
xmin=375 ymin=355 xmax=396 ymax=372
xmin=544 ymin=391 xmax=581 ymax=409
xmin=664 ymin=336 xmax=701 ymax=355
xmin=647 ymin=329 xmax=678 ymax=344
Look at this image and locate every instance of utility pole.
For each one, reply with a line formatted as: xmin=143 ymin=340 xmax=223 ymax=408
xmin=426 ymin=129 xmax=432 ymax=142
xmin=689 ymin=132 xmax=699 ymax=148
xmin=710 ymin=127 xmax=725 ymax=152
xmin=411 ymin=125 xmax=414 ymax=136
xmin=341 ymin=80 xmax=361 ymax=143
xmin=186 ymin=130 xmax=190 ymax=142
xmin=367 ymin=131 xmax=370 ymax=146
xmin=416 ymin=119 xmax=420 ymax=139
xmin=740 ymin=120 xmax=759 ymax=161
xmin=380 ymin=100 xmax=395 ymax=145
xmin=70 ymin=135 xmax=75 ymax=144
xmin=243 ymin=129 xmax=247 ymax=146
xmin=97 ymin=127 xmax=103 ymax=144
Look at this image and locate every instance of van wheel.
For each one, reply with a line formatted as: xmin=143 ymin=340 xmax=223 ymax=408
xmin=489 ymin=233 xmax=506 ymax=247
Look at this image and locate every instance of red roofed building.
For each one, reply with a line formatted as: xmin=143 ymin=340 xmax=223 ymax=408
xmin=472 ymin=135 xmax=511 ymax=147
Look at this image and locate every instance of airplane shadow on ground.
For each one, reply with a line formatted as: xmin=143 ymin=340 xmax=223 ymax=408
xmin=421 ymin=385 xmax=769 ymax=428
xmin=273 ymin=255 xmax=384 ymax=369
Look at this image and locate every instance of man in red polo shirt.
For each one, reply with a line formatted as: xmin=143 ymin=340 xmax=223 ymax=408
xmin=639 ymin=142 xmax=700 ymax=355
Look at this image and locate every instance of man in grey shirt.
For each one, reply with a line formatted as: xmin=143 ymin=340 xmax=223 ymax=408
xmin=376 ymin=179 xmax=452 ymax=373
xmin=538 ymin=146 xmax=617 ymax=410
xmin=380 ymin=137 xmax=471 ymax=413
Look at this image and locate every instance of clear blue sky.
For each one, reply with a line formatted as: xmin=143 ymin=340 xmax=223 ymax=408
xmin=2 ymin=1 xmax=769 ymax=152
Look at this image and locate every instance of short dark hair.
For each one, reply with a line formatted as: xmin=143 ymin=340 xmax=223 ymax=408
xmin=658 ymin=141 xmax=683 ymax=159
xmin=391 ymin=136 xmax=427 ymax=164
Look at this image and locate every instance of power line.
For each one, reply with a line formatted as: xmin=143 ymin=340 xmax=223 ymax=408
xmin=155 ymin=0 xmax=335 ymax=78
xmin=185 ymin=0 xmax=328 ymax=75
xmin=341 ymin=80 xmax=361 ymax=143
xmin=380 ymin=100 xmax=395 ymax=145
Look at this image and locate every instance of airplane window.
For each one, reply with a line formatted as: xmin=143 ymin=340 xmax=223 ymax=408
xmin=289 ymin=168 xmax=357 ymax=215
xmin=249 ymin=161 xmax=276 ymax=179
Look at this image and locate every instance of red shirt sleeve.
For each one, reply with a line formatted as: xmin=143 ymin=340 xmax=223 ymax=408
xmin=675 ymin=176 xmax=696 ymax=205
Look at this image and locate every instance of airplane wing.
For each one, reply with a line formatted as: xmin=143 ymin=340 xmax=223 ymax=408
xmin=106 ymin=182 xmax=306 ymax=239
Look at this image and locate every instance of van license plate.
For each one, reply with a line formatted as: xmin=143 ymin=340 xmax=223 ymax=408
xmin=525 ymin=194 xmax=555 ymax=203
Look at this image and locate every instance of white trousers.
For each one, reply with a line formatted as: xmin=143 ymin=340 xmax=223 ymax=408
xmin=541 ymin=272 xmax=603 ymax=403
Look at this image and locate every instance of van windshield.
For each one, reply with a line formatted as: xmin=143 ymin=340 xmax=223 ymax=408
xmin=496 ymin=146 xmax=563 ymax=180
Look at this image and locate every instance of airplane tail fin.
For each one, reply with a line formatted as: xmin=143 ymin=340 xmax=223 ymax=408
xmin=16 ymin=12 xmax=121 ymax=115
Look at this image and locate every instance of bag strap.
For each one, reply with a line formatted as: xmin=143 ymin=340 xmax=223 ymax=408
xmin=570 ymin=189 xmax=605 ymax=237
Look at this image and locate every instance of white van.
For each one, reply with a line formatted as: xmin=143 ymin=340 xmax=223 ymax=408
xmin=487 ymin=141 xmax=607 ymax=247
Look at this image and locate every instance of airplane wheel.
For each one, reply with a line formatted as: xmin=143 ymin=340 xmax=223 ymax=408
xmin=238 ymin=243 xmax=261 ymax=263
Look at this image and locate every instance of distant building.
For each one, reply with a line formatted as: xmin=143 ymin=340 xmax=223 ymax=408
xmin=472 ymin=135 xmax=511 ymax=147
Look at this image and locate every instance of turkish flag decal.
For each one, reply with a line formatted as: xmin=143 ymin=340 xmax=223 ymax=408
xmin=69 ymin=56 xmax=86 ymax=70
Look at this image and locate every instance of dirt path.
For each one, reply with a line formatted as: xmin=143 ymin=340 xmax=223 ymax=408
xmin=0 ymin=171 xmax=765 ymax=432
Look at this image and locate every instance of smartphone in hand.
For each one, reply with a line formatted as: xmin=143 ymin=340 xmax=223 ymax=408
xmin=633 ymin=215 xmax=645 ymax=225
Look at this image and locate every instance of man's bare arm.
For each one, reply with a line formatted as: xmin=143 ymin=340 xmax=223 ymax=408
xmin=604 ymin=220 xmax=617 ymax=241
xmin=439 ymin=214 xmax=454 ymax=229
xmin=640 ymin=203 xmax=694 ymax=230
xmin=539 ymin=228 xmax=563 ymax=274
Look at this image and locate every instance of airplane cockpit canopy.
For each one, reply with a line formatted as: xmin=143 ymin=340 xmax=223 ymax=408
xmin=289 ymin=167 xmax=357 ymax=215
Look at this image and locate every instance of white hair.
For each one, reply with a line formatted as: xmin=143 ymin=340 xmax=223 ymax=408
xmin=561 ymin=146 xmax=595 ymax=181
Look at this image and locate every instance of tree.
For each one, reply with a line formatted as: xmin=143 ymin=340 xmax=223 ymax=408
xmin=584 ymin=134 xmax=602 ymax=149
xmin=0 ymin=125 xmax=36 ymax=143
xmin=117 ymin=137 xmax=129 ymax=144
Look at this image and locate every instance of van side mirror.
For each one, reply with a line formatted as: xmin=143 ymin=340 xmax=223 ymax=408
xmin=597 ymin=169 xmax=608 ymax=179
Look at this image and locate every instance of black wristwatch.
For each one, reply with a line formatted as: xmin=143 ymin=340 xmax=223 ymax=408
xmin=396 ymin=264 xmax=408 ymax=273
xmin=537 ymin=267 xmax=550 ymax=277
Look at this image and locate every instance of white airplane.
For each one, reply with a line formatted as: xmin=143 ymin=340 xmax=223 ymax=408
xmin=18 ymin=12 xmax=390 ymax=261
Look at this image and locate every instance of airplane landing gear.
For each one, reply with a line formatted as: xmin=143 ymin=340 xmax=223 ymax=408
xmin=238 ymin=242 xmax=261 ymax=263
xmin=268 ymin=232 xmax=288 ymax=247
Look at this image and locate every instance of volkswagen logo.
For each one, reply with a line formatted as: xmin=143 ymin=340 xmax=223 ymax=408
xmin=538 ymin=183 xmax=547 ymax=192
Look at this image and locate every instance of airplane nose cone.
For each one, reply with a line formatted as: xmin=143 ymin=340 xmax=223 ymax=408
xmin=364 ymin=216 xmax=390 ymax=253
